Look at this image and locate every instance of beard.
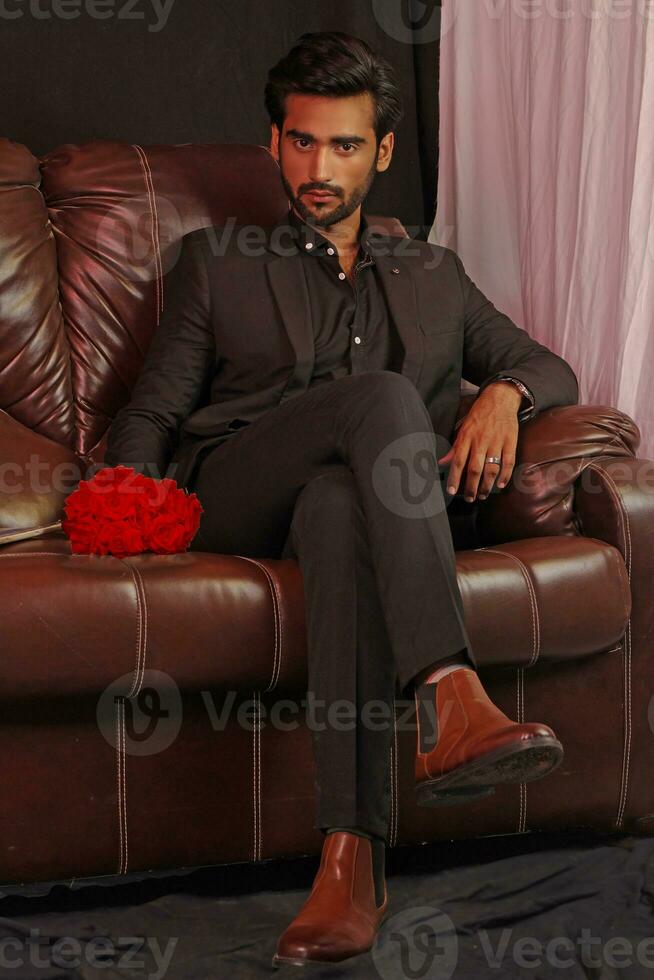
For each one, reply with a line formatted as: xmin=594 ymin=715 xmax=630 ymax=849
xmin=279 ymin=145 xmax=379 ymax=229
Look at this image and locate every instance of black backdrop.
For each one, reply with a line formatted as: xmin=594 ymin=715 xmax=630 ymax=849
xmin=1 ymin=0 xmax=441 ymax=234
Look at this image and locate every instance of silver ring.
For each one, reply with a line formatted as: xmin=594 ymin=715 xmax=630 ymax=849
xmin=485 ymin=455 xmax=502 ymax=465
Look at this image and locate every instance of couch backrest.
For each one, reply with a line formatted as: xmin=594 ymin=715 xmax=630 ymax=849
xmin=39 ymin=140 xmax=297 ymax=463
xmin=0 ymin=138 xmax=410 ymax=466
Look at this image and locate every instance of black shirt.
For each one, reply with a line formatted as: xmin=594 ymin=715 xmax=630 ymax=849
xmin=287 ymin=207 xmax=405 ymax=386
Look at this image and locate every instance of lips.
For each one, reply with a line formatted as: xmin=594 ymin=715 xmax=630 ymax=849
xmin=306 ymin=191 xmax=335 ymax=200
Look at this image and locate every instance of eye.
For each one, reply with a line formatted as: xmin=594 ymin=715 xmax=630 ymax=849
xmin=292 ymin=139 xmax=356 ymax=153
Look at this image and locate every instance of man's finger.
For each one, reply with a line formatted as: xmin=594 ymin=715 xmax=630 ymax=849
xmin=444 ymin=441 xmax=469 ymax=496
xmin=496 ymin=446 xmax=516 ymax=489
xmin=477 ymin=452 xmax=503 ymax=499
xmin=463 ymin=446 xmax=493 ymax=501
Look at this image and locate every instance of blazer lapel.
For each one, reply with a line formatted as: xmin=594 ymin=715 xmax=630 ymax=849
xmin=265 ymin=256 xmax=316 ymax=401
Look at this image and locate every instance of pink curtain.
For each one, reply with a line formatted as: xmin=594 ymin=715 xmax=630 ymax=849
xmin=432 ymin=0 xmax=654 ymax=459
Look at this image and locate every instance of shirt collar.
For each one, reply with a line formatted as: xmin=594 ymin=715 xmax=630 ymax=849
xmin=287 ymin=205 xmax=377 ymax=259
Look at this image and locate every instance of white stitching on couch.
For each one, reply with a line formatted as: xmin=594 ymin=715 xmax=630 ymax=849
xmin=121 ymin=697 xmax=128 ymax=873
xmin=235 ymin=556 xmax=282 ymax=693
xmin=251 ymin=690 xmax=262 ymax=862
xmin=516 ymin=666 xmax=527 ymax=833
xmin=121 ymin=562 xmax=148 ymax=698
xmin=131 ymin=144 xmax=164 ymax=320
xmin=116 ymin=696 xmax=128 ymax=874
xmin=587 ymin=463 xmax=632 ymax=829
xmin=0 ymin=552 xmax=69 ymax=559
xmin=115 ymin=697 xmax=122 ymax=873
xmin=477 ymin=547 xmax=540 ymax=667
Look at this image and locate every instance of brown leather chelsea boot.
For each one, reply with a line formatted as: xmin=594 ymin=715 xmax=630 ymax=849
xmin=415 ymin=667 xmax=564 ymax=806
xmin=272 ymin=830 xmax=388 ymax=968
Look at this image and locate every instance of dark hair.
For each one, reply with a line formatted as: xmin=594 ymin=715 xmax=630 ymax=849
xmin=264 ymin=31 xmax=404 ymax=146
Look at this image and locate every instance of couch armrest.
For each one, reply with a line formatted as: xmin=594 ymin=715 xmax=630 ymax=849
xmin=472 ymin=404 xmax=640 ymax=544
xmin=0 ymin=409 xmax=82 ymax=530
xmin=575 ymin=455 xmax=654 ymax=574
xmin=574 ymin=455 xmax=654 ymax=831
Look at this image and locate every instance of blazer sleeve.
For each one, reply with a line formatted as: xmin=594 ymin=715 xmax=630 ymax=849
xmin=450 ymin=249 xmax=579 ymax=415
xmin=104 ymin=231 xmax=215 ymax=480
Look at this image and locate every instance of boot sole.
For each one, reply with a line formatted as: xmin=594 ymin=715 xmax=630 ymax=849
xmin=273 ymin=953 xmax=330 ymax=967
xmin=272 ymin=906 xmax=388 ymax=968
xmin=272 ymin=943 xmax=377 ymax=968
xmin=415 ymin=785 xmax=497 ymax=807
xmin=415 ymin=735 xmax=564 ymax=807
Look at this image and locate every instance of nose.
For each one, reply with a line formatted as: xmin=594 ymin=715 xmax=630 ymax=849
xmin=308 ymin=146 xmax=333 ymax=187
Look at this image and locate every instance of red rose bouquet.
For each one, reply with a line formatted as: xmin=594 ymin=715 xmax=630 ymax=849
xmin=59 ymin=465 xmax=204 ymax=557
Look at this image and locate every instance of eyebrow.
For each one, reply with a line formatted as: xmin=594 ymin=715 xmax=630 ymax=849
xmin=285 ymin=128 xmax=368 ymax=146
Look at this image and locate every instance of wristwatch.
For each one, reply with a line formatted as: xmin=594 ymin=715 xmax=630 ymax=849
xmin=455 ymin=373 xmax=537 ymax=431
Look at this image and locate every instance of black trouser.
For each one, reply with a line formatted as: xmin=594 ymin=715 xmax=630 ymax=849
xmin=189 ymin=370 xmax=475 ymax=843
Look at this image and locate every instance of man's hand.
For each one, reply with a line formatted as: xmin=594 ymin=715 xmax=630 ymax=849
xmin=437 ymin=381 xmax=523 ymax=502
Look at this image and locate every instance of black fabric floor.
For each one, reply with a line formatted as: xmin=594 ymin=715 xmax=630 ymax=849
xmin=1 ymin=830 xmax=653 ymax=979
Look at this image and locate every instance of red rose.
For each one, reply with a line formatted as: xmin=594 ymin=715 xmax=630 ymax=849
xmin=61 ymin=465 xmax=204 ymax=557
xmin=147 ymin=514 xmax=188 ymax=553
xmin=92 ymin=520 xmax=146 ymax=558
xmin=61 ymin=514 xmax=101 ymax=553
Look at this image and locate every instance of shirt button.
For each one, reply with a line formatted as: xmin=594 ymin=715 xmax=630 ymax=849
xmin=354 ymin=336 xmax=362 ymax=344
xmin=338 ymin=272 xmax=346 ymax=280
xmin=327 ymin=247 xmax=335 ymax=255
xmin=305 ymin=242 xmax=313 ymax=250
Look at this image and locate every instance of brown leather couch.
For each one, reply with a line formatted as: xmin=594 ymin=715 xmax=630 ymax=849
xmin=0 ymin=136 xmax=649 ymax=887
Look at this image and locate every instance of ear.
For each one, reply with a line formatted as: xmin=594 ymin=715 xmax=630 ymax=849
xmin=270 ymin=124 xmax=280 ymax=160
xmin=376 ymin=132 xmax=394 ymax=173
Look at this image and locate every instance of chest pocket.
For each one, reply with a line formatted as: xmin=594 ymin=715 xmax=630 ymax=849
xmin=419 ymin=313 xmax=461 ymax=337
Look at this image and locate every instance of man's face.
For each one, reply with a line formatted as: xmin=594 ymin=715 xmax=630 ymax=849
xmin=269 ymin=91 xmax=393 ymax=229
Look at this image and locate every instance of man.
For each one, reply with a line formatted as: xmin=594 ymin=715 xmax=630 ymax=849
xmin=104 ymin=31 xmax=579 ymax=969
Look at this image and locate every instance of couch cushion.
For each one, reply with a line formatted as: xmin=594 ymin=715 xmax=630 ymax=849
xmin=458 ymin=535 xmax=630 ymax=668
xmin=0 ymin=533 xmax=629 ymax=702
xmin=0 ymin=138 xmax=73 ymax=447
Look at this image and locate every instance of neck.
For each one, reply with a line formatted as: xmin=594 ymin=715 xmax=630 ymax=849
xmin=292 ymin=205 xmax=362 ymax=254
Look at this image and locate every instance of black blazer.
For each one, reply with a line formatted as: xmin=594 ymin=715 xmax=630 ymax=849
xmin=104 ymin=214 xmax=579 ymax=489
